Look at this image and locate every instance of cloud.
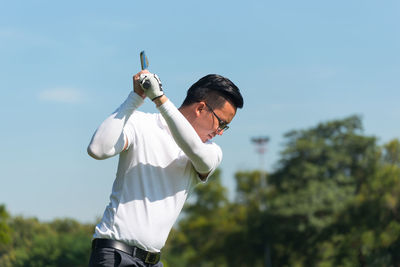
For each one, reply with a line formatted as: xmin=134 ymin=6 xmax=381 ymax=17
xmin=0 ymin=27 xmax=59 ymax=47
xmin=38 ymin=88 xmax=84 ymax=104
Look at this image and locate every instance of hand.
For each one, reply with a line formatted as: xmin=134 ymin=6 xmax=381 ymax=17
xmin=133 ymin=70 xmax=149 ymax=99
xmin=139 ymin=72 xmax=164 ymax=101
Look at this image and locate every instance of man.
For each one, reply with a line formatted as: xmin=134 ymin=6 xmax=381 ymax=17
xmin=87 ymin=70 xmax=243 ymax=266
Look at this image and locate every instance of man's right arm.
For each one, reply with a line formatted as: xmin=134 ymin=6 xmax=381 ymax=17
xmin=87 ymin=91 xmax=144 ymax=159
xmin=87 ymin=71 xmax=147 ymax=160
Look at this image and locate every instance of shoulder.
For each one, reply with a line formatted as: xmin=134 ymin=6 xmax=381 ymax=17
xmin=130 ymin=110 xmax=155 ymax=120
xmin=127 ymin=111 xmax=160 ymax=126
xmin=126 ymin=112 xmax=170 ymax=136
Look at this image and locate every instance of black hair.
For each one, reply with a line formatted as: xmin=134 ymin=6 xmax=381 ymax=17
xmin=181 ymin=74 xmax=244 ymax=109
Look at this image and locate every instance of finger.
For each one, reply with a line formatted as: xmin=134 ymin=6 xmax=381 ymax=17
xmin=134 ymin=70 xmax=151 ymax=81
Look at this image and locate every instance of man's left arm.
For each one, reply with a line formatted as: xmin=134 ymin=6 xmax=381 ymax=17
xmin=157 ymin=96 xmax=222 ymax=179
xmin=138 ymin=73 xmax=222 ymax=179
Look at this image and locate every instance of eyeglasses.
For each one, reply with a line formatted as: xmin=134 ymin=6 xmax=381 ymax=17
xmin=205 ymin=103 xmax=229 ymax=132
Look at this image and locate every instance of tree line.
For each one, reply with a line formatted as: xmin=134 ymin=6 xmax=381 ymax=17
xmin=1 ymin=115 xmax=399 ymax=266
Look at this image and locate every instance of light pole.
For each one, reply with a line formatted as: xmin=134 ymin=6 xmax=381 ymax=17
xmin=251 ymin=136 xmax=272 ymax=267
xmin=251 ymin=136 xmax=270 ymax=184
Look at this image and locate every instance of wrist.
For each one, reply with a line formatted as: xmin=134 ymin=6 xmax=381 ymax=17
xmin=134 ymin=91 xmax=146 ymax=99
xmin=153 ymin=95 xmax=168 ymax=107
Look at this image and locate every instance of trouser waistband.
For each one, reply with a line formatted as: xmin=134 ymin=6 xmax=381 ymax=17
xmin=92 ymin=238 xmax=161 ymax=264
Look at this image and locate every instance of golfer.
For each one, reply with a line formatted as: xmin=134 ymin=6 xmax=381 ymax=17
xmin=87 ymin=70 xmax=243 ymax=266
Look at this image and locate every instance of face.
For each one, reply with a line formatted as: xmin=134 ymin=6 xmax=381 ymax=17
xmin=192 ymin=100 xmax=237 ymax=142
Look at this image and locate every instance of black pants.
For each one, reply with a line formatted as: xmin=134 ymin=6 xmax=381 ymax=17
xmin=89 ymin=247 xmax=163 ymax=267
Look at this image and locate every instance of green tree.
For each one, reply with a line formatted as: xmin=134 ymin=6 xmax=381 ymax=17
xmin=164 ymin=169 xmax=235 ymax=267
xmin=50 ymin=218 xmax=93 ymax=267
xmin=0 ymin=216 xmax=53 ymax=267
xmin=263 ymin=115 xmax=379 ymax=266
xmin=0 ymin=215 xmax=93 ymax=267
xmin=163 ymin=115 xmax=400 ymax=266
xmin=227 ymin=170 xmax=270 ymax=267
xmin=0 ymin=205 xmax=11 ymax=246
xmin=165 ymin=171 xmax=270 ymax=267
xmin=319 ymin=139 xmax=400 ymax=266
xmin=0 ymin=205 xmax=12 ymax=266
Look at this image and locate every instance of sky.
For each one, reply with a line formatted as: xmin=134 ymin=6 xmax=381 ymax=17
xmin=1 ymin=1 xmax=399 ymax=223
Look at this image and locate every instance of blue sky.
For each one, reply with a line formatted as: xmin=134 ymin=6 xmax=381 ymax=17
xmin=1 ymin=1 xmax=399 ymax=222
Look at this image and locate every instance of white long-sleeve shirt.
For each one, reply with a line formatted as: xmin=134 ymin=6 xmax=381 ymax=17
xmin=88 ymin=92 xmax=222 ymax=252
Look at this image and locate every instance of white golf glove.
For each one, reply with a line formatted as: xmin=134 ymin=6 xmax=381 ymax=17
xmin=139 ymin=73 xmax=164 ymax=100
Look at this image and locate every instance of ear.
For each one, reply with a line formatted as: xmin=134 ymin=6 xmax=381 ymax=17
xmin=195 ymin=102 xmax=207 ymax=117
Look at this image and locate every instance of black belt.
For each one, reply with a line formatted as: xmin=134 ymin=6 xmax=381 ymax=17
xmin=92 ymin=238 xmax=161 ymax=264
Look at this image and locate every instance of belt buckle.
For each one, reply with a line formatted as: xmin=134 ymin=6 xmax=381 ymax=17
xmin=145 ymin=252 xmax=160 ymax=264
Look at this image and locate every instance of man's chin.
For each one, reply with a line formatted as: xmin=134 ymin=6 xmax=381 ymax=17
xmin=203 ymin=134 xmax=213 ymax=142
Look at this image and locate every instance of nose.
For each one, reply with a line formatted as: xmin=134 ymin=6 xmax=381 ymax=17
xmin=216 ymin=129 xmax=224 ymax=136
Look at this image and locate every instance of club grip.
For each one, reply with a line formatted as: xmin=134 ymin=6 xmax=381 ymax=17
xmin=140 ymin=51 xmax=148 ymax=70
